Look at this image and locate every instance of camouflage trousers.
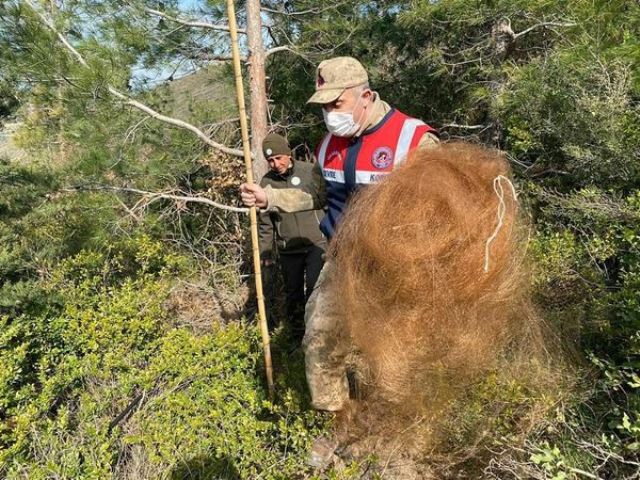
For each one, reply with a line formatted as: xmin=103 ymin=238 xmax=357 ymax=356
xmin=302 ymin=260 xmax=350 ymax=411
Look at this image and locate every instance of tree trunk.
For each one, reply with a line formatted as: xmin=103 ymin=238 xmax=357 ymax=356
xmin=49 ymin=0 xmax=66 ymax=163
xmin=245 ymin=0 xmax=268 ymax=180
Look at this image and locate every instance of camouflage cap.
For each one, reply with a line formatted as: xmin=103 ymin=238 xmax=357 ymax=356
xmin=307 ymin=57 xmax=369 ymax=104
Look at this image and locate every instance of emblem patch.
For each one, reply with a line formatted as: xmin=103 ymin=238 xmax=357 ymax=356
xmin=291 ymin=176 xmax=301 ymax=186
xmin=326 ymin=150 xmax=343 ymax=165
xmin=371 ymin=146 xmax=394 ymax=169
xmin=265 ymin=148 xmax=273 ymax=156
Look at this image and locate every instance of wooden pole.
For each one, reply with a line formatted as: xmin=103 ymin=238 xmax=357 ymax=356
xmin=226 ymin=0 xmax=275 ymax=399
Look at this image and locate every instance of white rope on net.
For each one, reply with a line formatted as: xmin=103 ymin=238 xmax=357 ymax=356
xmin=484 ymin=175 xmax=518 ymax=273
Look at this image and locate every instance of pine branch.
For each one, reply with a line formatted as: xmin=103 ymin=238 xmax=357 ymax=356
xmin=22 ymin=0 xmax=246 ymax=159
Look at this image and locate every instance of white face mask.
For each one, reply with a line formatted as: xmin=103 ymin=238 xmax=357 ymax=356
xmin=322 ymin=93 xmax=366 ymax=138
xmin=322 ymin=109 xmax=360 ymax=137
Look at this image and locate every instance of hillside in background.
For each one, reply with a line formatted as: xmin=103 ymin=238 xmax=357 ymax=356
xmin=164 ymin=67 xmax=236 ymax=123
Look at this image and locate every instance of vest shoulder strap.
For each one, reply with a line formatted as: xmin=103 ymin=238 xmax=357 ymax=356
xmin=316 ymin=133 xmax=332 ymax=167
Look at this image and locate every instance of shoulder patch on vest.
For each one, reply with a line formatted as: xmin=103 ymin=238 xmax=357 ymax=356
xmin=371 ymin=146 xmax=394 ymax=169
xmin=327 ymin=150 xmax=343 ymax=165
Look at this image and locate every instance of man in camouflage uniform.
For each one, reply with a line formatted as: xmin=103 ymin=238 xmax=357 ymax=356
xmin=258 ymin=133 xmax=326 ymax=340
xmin=241 ymin=57 xmax=439 ymax=417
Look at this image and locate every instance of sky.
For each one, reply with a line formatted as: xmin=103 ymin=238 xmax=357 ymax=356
xmin=178 ymin=0 xmax=201 ymax=8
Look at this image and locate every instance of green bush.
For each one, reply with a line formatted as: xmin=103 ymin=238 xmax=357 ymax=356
xmin=1 ymin=241 xmax=326 ymax=479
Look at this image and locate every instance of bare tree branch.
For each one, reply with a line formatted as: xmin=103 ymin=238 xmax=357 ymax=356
xmin=442 ymin=123 xmax=491 ymax=130
xmin=568 ymin=467 xmax=604 ymax=480
xmin=144 ymin=7 xmax=245 ymax=34
xmin=22 ymin=0 xmax=247 ymax=159
xmin=493 ymin=18 xmax=576 ymax=59
xmin=113 ymin=191 xmax=143 ymax=222
xmin=534 ymin=188 xmax=640 ymax=221
xmin=263 ymin=45 xmax=311 ymax=63
xmin=265 ymin=45 xmax=294 ymax=57
xmin=442 ymin=57 xmax=484 ymax=67
xmin=106 ymin=87 xmax=245 ymax=157
xmin=63 ymin=185 xmax=249 ymax=214
xmin=261 ymin=5 xmax=320 ymax=16
xmin=513 ymin=21 xmax=577 ymax=40
xmin=260 ymin=2 xmax=350 ymax=16
xmin=264 ymin=42 xmax=314 ymax=64
xmin=191 ymin=52 xmax=240 ymax=62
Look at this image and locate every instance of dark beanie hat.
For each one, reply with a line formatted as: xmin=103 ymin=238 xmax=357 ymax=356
xmin=262 ymin=133 xmax=291 ymax=159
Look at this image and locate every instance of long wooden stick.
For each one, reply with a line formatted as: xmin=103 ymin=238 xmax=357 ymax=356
xmin=226 ymin=0 xmax=275 ymax=399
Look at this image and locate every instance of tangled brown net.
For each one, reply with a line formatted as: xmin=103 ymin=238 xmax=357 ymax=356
xmin=327 ymin=143 xmax=562 ymax=465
